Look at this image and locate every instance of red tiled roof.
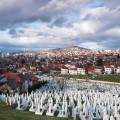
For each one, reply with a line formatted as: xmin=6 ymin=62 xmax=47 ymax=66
xmin=61 ymin=66 xmax=68 ymax=69
xmin=85 ymin=65 xmax=95 ymax=72
xmin=5 ymin=72 xmax=21 ymax=83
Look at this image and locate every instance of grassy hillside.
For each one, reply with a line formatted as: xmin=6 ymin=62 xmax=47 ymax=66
xmin=58 ymin=74 xmax=120 ymax=83
xmin=0 ymin=103 xmax=71 ymax=120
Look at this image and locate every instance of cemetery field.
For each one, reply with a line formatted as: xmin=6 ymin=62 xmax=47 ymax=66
xmin=0 ymin=103 xmax=71 ymax=120
xmin=59 ymin=74 xmax=120 ymax=83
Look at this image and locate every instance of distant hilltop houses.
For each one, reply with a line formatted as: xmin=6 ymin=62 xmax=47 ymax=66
xmin=0 ymin=52 xmax=10 ymax=58
xmin=12 ymin=46 xmax=120 ymax=58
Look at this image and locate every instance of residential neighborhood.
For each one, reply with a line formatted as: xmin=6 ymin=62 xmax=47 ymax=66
xmin=0 ymin=46 xmax=120 ymax=94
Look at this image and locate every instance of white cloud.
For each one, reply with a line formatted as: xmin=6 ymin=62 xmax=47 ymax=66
xmin=105 ymin=27 xmax=120 ymax=36
xmin=80 ymin=42 xmax=105 ymax=50
xmin=0 ymin=0 xmax=18 ymax=9
xmin=73 ymin=20 xmax=101 ymax=34
xmin=0 ymin=0 xmax=120 ymax=50
xmin=7 ymin=20 xmax=100 ymax=47
xmin=40 ymin=0 xmax=90 ymax=11
xmin=83 ymin=7 xmax=110 ymax=18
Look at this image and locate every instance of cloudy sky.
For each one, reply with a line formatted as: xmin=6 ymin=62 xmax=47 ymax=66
xmin=0 ymin=0 xmax=120 ymax=51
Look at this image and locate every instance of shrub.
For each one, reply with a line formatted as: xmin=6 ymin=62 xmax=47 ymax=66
xmin=28 ymin=81 xmax=48 ymax=93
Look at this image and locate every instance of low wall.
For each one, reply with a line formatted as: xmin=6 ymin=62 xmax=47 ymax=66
xmin=76 ymin=78 xmax=120 ymax=85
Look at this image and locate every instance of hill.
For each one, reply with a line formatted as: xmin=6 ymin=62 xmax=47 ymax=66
xmin=43 ymin=46 xmax=92 ymax=57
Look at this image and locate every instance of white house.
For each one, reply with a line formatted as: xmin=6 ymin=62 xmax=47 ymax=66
xmin=104 ymin=66 xmax=113 ymax=74
xmin=77 ymin=68 xmax=86 ymax=75
xmin=116 ymin=67 xmax=120 ymax=74
xmin=65 ymin=64 xmax=76 ymax=69
xmin=69 ymin=68 xmax=77 ymax=75
xmin=61 ymin=68 xmax=69 ymax=75
xmin=94 ymin=68 xmax=103 ymax=74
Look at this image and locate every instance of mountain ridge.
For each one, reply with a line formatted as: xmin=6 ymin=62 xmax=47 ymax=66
xmin=50 ymin=45 xmax=91 ymax=52
xmin=40 ymin=45 xmax=92 ymax=57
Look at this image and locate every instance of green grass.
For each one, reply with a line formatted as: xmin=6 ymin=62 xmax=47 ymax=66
xmin=57 ymin=74 xmax=120 ymax=83
xmin=0 ymin=103 xmax=71 ymax=120
xmin=92 ymin=74 xmax=120 ymax=83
